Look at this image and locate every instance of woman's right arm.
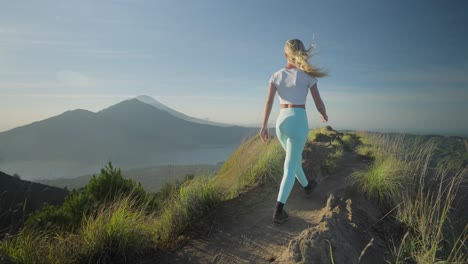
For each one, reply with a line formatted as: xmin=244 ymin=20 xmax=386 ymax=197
xmin=310 ymin=83 xmax=328 ymax=123
xmin=260 ymin=82 xmax=277 ymax=143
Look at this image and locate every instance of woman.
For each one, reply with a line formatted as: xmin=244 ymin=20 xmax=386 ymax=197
xmin=260 ymin=39 xmax=328 ymax=224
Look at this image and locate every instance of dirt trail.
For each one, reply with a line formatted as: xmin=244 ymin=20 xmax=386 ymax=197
xmin=153 ymin=150 xmax=368 ymax=264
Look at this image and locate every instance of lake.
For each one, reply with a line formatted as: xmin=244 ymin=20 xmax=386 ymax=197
xmin=0 ymin=144 xmax=240 ymax=180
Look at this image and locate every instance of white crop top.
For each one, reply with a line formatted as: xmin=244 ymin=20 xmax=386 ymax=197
xmin=269 ymin=68 xmax=317 ymax=105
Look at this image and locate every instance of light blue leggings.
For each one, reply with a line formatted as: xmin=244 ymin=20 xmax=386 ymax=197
xmin=276 ymin=108 xmax=309 ymax=204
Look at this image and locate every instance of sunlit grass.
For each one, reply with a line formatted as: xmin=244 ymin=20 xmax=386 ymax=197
xmin=307 ymin=127 xmax=337 ymax=142
xmin=244 ymin=139 xmax=284 ymax=187
xmin=153 ymin=176 xmax=222 ymax=246
xmin=212 ymin=134 xmax=284 ymax=197
xmin=0 ymin=230 xmax=46 ymax=264
xmin=352 ymin=156 xmax=409 ymax=205
xmin=80 ymin=195 xmax=155 ymax=263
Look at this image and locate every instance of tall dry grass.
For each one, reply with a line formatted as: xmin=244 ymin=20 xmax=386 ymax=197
xmin=352 ymin=132 xmax=468 ymax=263
xmin=394 ymin=165 xmax=467 ymax=263
xmin=80 ymin=195 xmax=155 ymax=263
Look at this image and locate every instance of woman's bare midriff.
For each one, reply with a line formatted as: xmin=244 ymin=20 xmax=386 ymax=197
xmin=280 ymin=104 xmax=305 ymax=109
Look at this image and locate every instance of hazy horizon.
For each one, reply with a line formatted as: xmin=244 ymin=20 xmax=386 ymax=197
xmin=1 ymin=95 xmax=467 ymax=138
xmin=1 ymin=0 xmax=467 ymax=136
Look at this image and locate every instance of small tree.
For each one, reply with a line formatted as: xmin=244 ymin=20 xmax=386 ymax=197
xmin=25 ymin=161 xmax=152 ymax=232
xmin=86 ymin=161 xmax=146 ymax=203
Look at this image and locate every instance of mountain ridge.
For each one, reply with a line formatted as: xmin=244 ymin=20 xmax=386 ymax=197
xmin=0 ymin=96 xmax=254 ymax=179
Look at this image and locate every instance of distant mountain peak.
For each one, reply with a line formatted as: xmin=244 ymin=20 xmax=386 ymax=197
xmin=133 ymin=95 xmax=173 ymax=112
xmin=135 ymin=95 xmax=152 ymax=100
xmin=135 ymin=95 xmax=158 ymax=102
xmin=132 ymin=95 xmax=232 ymax=127
xmin=134 ymin=95 xmax=164 ymax=106
xmin=64 ymin=109 xmax=94 ymax=114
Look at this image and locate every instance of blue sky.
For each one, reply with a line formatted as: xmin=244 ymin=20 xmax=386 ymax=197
xmin=1 ymin=0 xmax=467 ymax=136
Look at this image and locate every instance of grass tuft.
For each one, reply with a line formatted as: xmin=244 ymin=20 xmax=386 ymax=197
xmin=355 ymin=144 xmax=375 ymax=159
xmin=352 ymin=156 xmax=409 ymax=205
xmin=322 ymin=148 xmax=344 ymax=175
xmin=153 ymin=176 xmax=222 ymax=246
xmin=0 ymin=230 xmax=45 ymax=264
xmin=331 ymin=139 xmax=344 ymax=149
xmin=79 ymin=195 xmax=155 ymax=263
xmin=341 ymin=133 xmax=360 ymax=151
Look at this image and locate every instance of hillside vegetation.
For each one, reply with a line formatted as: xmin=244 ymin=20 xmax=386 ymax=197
xmin=0 ymin=162 xmax=218 ymax=263
xmin=1 ymin=128 xmax=466 ymax=263
xmin=352 ymin=132 xmax=467 ymax=263
xmin=0 ymin=127 xmax=346 ymax=263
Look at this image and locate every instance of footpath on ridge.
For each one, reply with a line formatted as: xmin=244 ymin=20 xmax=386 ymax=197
xmin=152 ymin=142 xmax=393 ymax=264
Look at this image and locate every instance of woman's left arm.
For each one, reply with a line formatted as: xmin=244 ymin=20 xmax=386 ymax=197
xmin=260 ymin=82 xmax=277 ymax=143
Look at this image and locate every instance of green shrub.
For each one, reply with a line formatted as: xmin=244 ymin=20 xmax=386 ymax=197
xmin=85 ymin=162 xmax=146 ymax=203
xmin=25 ymin=162 xmax=158 ymax=232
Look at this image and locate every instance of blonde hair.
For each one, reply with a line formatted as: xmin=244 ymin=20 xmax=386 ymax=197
xmin=284 ymin=39 xmax=327 ymax=78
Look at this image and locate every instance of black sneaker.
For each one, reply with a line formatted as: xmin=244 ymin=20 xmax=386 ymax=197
xmin=304 ymin=179 xmax=318 ymax=195
xmin=273 ymin=209 xmax=289 ymax=224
